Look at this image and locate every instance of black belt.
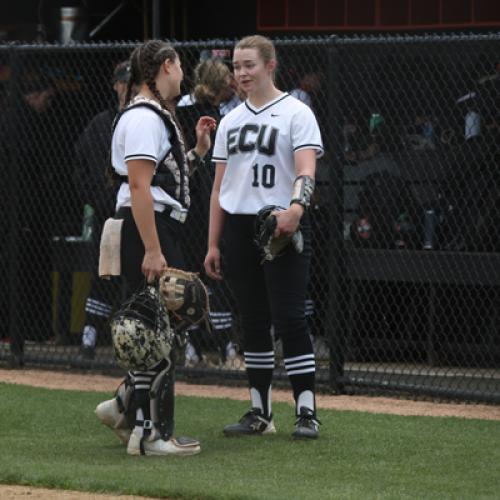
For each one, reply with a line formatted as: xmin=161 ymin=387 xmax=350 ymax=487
xmin=116 ymin=205 xmax=188 ymax=224
xmin=116 ymin=173 xmax=172 ymax=187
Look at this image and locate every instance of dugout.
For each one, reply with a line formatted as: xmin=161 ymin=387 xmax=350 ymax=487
xmin=51 ymin=237 xmax=92 ymax=345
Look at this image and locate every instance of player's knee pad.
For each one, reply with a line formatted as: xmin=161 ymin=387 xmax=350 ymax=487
xmin=148 ymin=363 xmax=175 ymax=440
xmin=114 ymin=373 xmax=137 ymax=430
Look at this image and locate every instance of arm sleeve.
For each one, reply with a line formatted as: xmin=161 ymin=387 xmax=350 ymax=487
xmin=212 ymin=117 xmax=228 ymax=163
xmin=291 ymin=105 xmax=324 ymax=158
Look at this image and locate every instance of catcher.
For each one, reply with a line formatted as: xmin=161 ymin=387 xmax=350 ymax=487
xmin=94 ymin=39 xmax=215 ymax=457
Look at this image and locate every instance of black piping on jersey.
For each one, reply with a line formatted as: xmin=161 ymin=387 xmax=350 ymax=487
xmin=244 ymin=93 xmax=290 ymax=115
xmin=293 ymin=144 xmax=323 ymax=151
xmin=124 ymin=153 xmax=157 ymax=162
xmin=110 ymin=102 xmax=188 ymax=208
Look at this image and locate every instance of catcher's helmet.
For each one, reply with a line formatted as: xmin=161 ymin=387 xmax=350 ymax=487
xmin=110 ymin=285 xmax=175 ymax=371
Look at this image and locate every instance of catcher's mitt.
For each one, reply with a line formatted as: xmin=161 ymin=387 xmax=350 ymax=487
xmin=159 ymin=268 xmax=210 ymax=331
xmin=254 ymin=205 xmax=304 ymax=263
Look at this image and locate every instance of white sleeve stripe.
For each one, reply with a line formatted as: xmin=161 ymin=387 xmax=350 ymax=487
xmin=212 ymin=156 xmax=227 ymax=161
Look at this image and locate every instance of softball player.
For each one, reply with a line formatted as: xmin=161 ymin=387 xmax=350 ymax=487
xmin=204 ymin=35 xmax=323 ymax=439
xmin=176 ymin=59 xmax=238 ymax=366
xmin=76 ymin=61 xmax=130 ymax=361
xmin=94 ymin=39 xmax=216 ymax=456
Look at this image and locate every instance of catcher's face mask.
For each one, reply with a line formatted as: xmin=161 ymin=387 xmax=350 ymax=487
xmin=110 ymin=285 xmax=175 ymax=371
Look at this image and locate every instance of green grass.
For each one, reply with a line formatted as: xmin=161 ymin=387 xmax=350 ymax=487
xmin=0 ymin=383 xmax=499 ymax=500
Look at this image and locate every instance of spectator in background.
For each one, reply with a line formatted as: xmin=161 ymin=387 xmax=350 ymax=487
xmin=464 ymin=104 xmax=482 ymax=143
xmin=406 ymin=112 xmax=436 ymax=151
xmin=73 ymin=60 xmax=132 ymax=360
xmin=342 ymin=113 xmax=379 ymax=163
xmin=219 ymin=73 xmax=244 ymax=116
xmin=176 ymin=58 xmax=238 ymax=366
xmin=478 ymin=61 xmax=500 ymax=85
xmin=0 ymin=74 xmax=56 ymax=363
xmin=178 ymin=54 xmax=242 ymax=117
xmin=289 ymin=71 xmax=322 ymax=111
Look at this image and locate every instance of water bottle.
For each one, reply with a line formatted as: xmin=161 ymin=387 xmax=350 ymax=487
xmin=81 ymin=204 xmax=95 ymax=242
xmin=369 ymin=113 xmax=384 ymax=134
xmin=422 ymin=122 xmax=434 ymax=141
xmin=422 ymin=121 xmax=434 ymax=149
xmin=395 ymin=212 xmax=417 ymax=249
xmin=423 ymin=209 xmax=438 ymax=250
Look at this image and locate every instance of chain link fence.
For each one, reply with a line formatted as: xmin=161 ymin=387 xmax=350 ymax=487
xmin=0 ymin=35 xmax=499 ymax=403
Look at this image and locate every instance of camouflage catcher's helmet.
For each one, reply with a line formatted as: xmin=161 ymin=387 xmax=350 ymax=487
xmin=110 ymin=285 xmax=175 ymax=371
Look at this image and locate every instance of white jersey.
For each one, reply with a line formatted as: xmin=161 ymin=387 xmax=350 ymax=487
xmin=212 ymin=93 xmax=323 ymax=214
xmin=111 ymin=99 xmax=183 ymax=212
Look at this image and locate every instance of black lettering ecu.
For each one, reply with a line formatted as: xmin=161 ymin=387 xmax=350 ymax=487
xmin=227 ymin=124 xmax=278 ymax=156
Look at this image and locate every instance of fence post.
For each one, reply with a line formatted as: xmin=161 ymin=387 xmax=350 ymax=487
xmin=152 ymin=0 xmax=161 ymax=38
xmin=325 ymin=35 xmax=347 ymax=393
xmin=7 ymin=46 xmax=23 ymax=366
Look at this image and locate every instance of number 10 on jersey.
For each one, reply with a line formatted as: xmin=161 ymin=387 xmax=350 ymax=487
xmin=252 ymin=163 xmax=276 ymax=188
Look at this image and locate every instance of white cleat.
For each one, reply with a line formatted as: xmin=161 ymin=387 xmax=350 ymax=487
xmin=127 ymin=429 xmax=201 ymax=456
xmin=94 ymin=398 xmax=131 ymax=445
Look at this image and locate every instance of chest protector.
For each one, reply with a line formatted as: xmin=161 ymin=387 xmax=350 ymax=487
xmin=112 ymin=97 xmax=190 ymax=209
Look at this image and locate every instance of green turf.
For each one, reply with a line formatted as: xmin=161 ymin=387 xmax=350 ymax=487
xmin=0 ymin=383 xmax=499 ymax=500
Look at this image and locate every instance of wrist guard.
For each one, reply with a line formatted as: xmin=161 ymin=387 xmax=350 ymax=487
xmin=290 ymin=175 xmax=315 ymax=209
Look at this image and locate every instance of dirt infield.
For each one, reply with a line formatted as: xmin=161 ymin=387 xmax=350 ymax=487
xmin=1 ymin=367 xmax=499 ymax=499
xmin=1 ymin=368 xmax=499 ymax=420
xmin=0 ymin=485 xmax=160 ymax=500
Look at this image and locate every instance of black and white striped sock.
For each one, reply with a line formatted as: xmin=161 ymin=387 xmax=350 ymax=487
xmin=130 ymin=369 xmax=156 ymax=422
xmin=244 ymin=350 xmax=275 ymax=419
xmin=284 ymin=353 xmax=316 ymax=415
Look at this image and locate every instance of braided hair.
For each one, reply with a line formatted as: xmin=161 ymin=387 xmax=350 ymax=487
xmin=125 ymin=39 xmax=178 ymax=113
xmin=108 ymin=40 xmax=181 ymax=187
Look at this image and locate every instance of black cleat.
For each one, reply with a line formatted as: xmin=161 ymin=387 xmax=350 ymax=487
xmin=223 ymin=408 xmax=276 ymax=436
xmin=292 ymin=407 xmax=320 ymax=439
